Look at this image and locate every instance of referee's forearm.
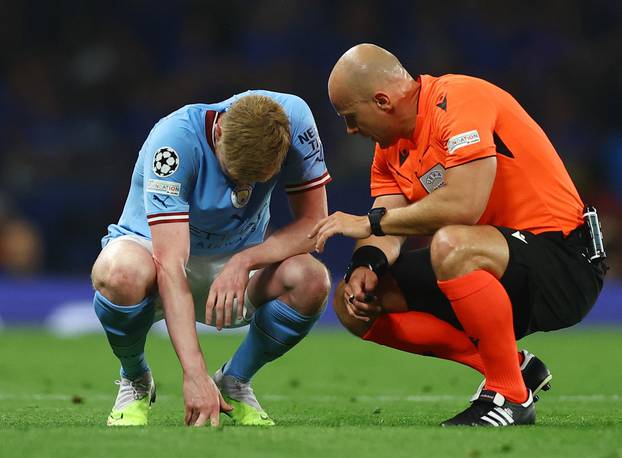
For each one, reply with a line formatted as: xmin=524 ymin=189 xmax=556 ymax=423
xmin=382 ymin=192 xmax=480 ymax=237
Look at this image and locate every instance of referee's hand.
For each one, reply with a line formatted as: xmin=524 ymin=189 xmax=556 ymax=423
xmin=343 ymin=267 xmax=382 ymax=321
xmin=308 ymin=211 xmax=371 ymax=253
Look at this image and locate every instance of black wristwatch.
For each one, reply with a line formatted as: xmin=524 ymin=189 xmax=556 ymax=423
xmin=368 ymin=207 xmax=387 ymax=236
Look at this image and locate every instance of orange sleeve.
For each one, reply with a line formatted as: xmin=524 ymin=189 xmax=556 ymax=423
xmin=370 ymin=145 xmax=401 ymax=197
xmin=436 ymin=82 xmax=497 ymax=168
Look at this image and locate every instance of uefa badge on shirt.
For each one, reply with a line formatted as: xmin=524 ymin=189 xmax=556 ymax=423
xmin=231 ymin=184 xmax=253 ymax=208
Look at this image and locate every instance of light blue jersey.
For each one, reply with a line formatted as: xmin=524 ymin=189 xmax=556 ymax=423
xmin=103 ymin=90 xmax=330 ymax=255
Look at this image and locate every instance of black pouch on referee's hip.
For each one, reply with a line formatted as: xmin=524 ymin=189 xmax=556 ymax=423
xmin=582 ymin=206 xmax=607 ymax=263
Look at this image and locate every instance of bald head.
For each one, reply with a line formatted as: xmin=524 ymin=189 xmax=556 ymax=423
xmin=328 ymin=43 xmax=411 ymax=106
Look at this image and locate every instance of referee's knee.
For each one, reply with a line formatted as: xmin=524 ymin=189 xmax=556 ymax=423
xmin=430 ymin=225 xmax=470 ymax=280
xmin=431 ymin=225 xmax=509 ymax=280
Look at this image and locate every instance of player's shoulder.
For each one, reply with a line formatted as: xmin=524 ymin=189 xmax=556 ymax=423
xmin=147 ymin=104 xmax=209 ymax=144
xmin=248 ymin=90 xmax=314 ymax=124
xmin=250 ymin=89 xmax=309 ymax=108
xmin=142 ymin=104 xmax=210 ymax=163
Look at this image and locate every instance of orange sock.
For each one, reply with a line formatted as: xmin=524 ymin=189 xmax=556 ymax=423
xmin=362 ymin=311 xmax=485 ymax=373
xmin=437 ymin=270 xmax=527 ymax=403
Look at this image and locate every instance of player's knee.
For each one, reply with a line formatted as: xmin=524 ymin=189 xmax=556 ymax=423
xmin=281 ymin=255 xmax=331 ymax=315
xmin=92 ymin=256 xmax=155 ymax=306
xmin=332 ymin=281 xmax=371 ymax=338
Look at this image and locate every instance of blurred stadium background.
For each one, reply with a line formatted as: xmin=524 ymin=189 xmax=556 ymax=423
xmin=0 ymin=0 xmax=621 ymax=332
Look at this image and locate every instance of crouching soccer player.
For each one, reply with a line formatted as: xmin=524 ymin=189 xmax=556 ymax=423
xmin=91 ymin=92 xmax=332 ymax=427
xmin=310 ymin=44 xmax=608 ymax=427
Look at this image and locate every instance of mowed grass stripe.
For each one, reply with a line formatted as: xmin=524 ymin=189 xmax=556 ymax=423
xmin=0 ymin=328 xmax=621 ymax=458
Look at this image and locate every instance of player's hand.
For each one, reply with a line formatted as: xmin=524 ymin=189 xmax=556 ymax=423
xmin=343 ymin=267 xmax=382 ymax=321
xmin=183 ymin=370 xmax=232 ymax=427
xmin=308 ymin=212 xmax=371 ymax=253
xmin=205 ymin=253 xmax=251 ymax=330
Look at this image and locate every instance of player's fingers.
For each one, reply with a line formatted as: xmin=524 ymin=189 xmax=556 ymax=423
xmin=219 ymin=392 xmax=233 ymax=412
xmin=205 ymin=291 xmax=216 ymax=325
xmin=236 ymin=288 xmax=246 ymax=321
xmin=188 ymin=408 xmax=200 ymax=427
xmin=224 ymin=292 xmax=234 ymax=328
xmin=185 ymin=406 xmax=192 ymax=426
xmin=209 ymin=408 xmax=220 ymax=427
xmin=194 ymin=411 xmax=209 ymax=428
xmin=215 ymin=292 xmax=226 ymax=330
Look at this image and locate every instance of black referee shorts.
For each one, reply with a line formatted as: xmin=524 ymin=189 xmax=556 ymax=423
xmin=389 ymin=225 xmax=607 ymax=339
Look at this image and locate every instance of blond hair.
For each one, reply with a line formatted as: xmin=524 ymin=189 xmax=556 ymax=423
xmin=218 ymin=95 xmax=291 ymax=183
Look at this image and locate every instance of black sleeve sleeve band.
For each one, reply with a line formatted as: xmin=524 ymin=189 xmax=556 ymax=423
xmin=344 ymin=245 xmax=389 ymax=283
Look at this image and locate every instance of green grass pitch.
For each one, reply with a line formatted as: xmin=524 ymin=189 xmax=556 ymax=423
xmin=1 ymin=327 xmax=621 ymax=458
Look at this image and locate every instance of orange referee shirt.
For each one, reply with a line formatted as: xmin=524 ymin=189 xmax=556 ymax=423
xmin=371 ymin=74 xmax=584 ymax=235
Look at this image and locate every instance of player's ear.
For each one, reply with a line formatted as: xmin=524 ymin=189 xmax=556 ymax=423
xmin=373 ymin=93 xmax=392 ymax=112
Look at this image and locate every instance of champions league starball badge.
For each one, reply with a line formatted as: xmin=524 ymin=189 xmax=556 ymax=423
xmin=231 ymin=184 xmax=253 ymax=208
xmin=153 ymin=147 xmax=180 ymax=177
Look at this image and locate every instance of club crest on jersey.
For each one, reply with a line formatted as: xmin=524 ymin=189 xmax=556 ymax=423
xmin=419 ymin=163 xmax=446 ymax=193
xmin=231 ymin=184 xmax=253 ymax=208
xmin=153 ymin=147 xmax=179 ymax=177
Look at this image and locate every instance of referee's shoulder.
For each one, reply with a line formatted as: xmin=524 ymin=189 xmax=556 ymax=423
xmin=435 ymin=73 xmax=491 ymax=93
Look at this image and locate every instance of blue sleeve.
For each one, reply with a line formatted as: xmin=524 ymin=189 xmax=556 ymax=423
xmin=280 ymin=97 xmax=331 ymax=194
xmin=142 ymin=116 xmax=198 ymax=226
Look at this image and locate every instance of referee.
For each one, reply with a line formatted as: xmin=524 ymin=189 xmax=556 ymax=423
xmin=309 ymin=43 xmax=607 ymax=427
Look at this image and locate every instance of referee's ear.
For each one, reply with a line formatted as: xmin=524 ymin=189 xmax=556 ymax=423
xmin=374 ymin=93 xmax=392 ymax=112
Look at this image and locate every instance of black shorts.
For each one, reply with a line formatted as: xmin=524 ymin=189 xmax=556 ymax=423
xmin=389 ymin=225 xmax=607 ymax=339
